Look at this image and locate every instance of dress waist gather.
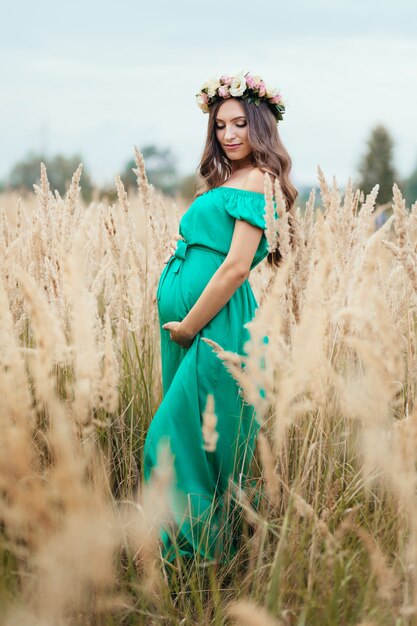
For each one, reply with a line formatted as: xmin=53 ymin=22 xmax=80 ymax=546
xmin=169 ymin=240 xmax=226 ymax=274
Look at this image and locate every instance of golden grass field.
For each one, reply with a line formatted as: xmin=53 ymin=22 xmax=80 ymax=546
xmin=0 ymin=147 xmax=416 ymax=625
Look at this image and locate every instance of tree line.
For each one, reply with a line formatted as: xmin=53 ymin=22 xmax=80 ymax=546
xmin=1 ymin=125 xmax=416 ymax=208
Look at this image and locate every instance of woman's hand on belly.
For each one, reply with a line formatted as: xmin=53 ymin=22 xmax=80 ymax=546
xmin=162 ymin=320 xmax=195 ymax=348
xmin=163 ymin=233 xmax=186 ymax=264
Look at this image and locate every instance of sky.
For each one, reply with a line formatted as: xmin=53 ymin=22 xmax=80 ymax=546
xmin=2 ymin=0 xmax=417 ymax=191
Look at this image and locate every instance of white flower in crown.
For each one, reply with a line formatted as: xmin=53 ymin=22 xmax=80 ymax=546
xmin=266 ymin=84 xmax=279 ymax=98
xmin=196 ymin=93 xmax=209 ymax=113
xmin=229 ymin=71 xmax=248 ymax=97
xmin=203 ymin=76 xmax=221 ymax=97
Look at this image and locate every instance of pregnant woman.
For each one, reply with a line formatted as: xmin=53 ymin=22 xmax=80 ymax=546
xmin=143 ymin=71 xmax=297 ymax=565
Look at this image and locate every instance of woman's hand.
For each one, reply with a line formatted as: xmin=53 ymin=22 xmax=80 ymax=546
xmin=162 ymin=321 xmax=195 ymax=348
xmin=163 ymin=233 xmax=185 ymax=264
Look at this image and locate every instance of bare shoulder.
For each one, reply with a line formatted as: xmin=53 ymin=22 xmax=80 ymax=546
xmin=244 ymin=167 xmax=275 ymax=193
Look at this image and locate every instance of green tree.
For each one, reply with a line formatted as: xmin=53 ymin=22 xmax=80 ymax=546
xmin=176 ymin=173 xmax=200 ymax=203
xmin=356 ymin=124 xmax=397 ymax=205
xmin=8 ymin=151 xmax=93 ymax=201
xmin=403 ymin=159 xmax=417 ymax=207
xmin=122 ymin=144 xmax=179 ymax=196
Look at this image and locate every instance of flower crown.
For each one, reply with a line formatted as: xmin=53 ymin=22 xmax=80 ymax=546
xmin=195 ymin=70 xmax=286 ymax=122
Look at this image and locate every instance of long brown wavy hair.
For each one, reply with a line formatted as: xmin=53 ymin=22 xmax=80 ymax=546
xmin=195 ymin=97 xmax=298 ymax=268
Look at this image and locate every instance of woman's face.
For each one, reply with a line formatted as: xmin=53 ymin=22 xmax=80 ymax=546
xmin=215 ymin=98 xmax=252 ymax=161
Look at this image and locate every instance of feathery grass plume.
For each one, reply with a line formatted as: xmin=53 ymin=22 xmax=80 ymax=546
xmin=1 ymin=208 xmax=11 ymax=250
xmin=352 ymin=184 xmax=362 ymax=216
xmin=148 ymin=190 xmax=168 ymax=266
xmin=101 ymin=202 xmax=121 ymax=267
xmin=242 ymin=257 xmax=292 ymax=428
xmin=316 ymin=164 xmax=333 ymax=211
xmin=341 ymin=176 xmax=355 ymax=242
xmin=271 ymin=215 xmax=333 ymax=449
xmin=391 ymin=182 xmax=408 ymax=250
xmin=15 ymin=195 xmax=22 ymax=233
xmin=171 ymin=199 xmax=182 ymax=231
xmin=25 ymin=495 xmax=119 ymax=624
xmin=202 ymin=393 xmax=219 ymax=452
xmin=14 ymin=267 xmax=68 ymax=407
xmin=388 ymin=408 xmax=417 ymax=505
xmin=119 ymin=439 xmax=175 ymax=596
xmin=132 ymin=146 xmax=153 ymax=331
xmin=322 ymin=175 xmax=354 ymax=304
xmin=257 ymin=431 xmax=281 ymax=509
xmin=347 ymin=214 xmax=395 ymax=311
xmin=246 ymin=520 xmax=269 ymax=580
xmin=273 ymin=174 xmax=287 ymax=221
xmin=273 ymin=177 xmax=291 ymax=261
xmin=1 ymin=358 xmax=120 ymax=624
xmin=406 ymin=306 xmax=417 ymax=404
xmin=62 ymin=233 xmax=101 ymax=425
xmin=0 ymin=275 xmax=34 ymax=427
xmin=333 ymin=177 xmax=359 ymax=298
xmin=65 ymin=163 xmax=82 ymax=216
xmin=331 ymin=240 xmax=406 ymax=506
xmin=97 ymin=311 xmax=119 ymax=413
xmin=356 ymin=184 xmax=380 ymax=241
xmin=60 ymin=166 xmax=84 ymax=258
xmin=286 ymin=213 xmax=304 ymax=325
xmin=354 ymin=526 xmax=399 ymax=601
xmin=292 ymin=491 xmax=337 ymax=549
xmin=381 ymin=183 xmax=417 ymax=294
xmin=32 ymin=162 xmax=53 ymax=216
xmin=132 ymin=145 xmax=151 ymax=214
xmin=0 ymin=215 xmax=6 ymax=271
xmin=114 ymin=173 xmax=144 ymax=285
xmin=231 ymin=482 xmax=263 ymax=527
xmin=318 ymin=171 xmax=342 ymax=269
xmin=27 ymin=212 xmax=47 ymax=287
xmin=263 ymin=171 xmax=279 ymax=253
xmin=225 ymin=598 xmax=282 ymax=625
xmin=201 ymin=336 xmax=261 ymax=409
xmin=291 ymin=488 xmax=340 ymax=577
xmin=292 ymin=187 xmax=315 ymax=300
xmin=0 ymin=428 xmax=51 ymax=561
xmin=16 ymin=408 xmax=119 ymax=624
xmin=248 ymin=253 xmax=276 ymax=310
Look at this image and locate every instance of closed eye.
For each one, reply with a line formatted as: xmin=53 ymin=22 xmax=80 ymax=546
xmin=216 ymin=123 xmax=247 ymax=129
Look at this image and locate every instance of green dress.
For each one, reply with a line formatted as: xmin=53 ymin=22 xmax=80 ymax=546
xmin=143 ymin=186 xmax=276 ymax=564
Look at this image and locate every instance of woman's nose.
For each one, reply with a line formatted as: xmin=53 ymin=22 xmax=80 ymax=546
xmin=224 ymin=126 xmax=236 ymax=140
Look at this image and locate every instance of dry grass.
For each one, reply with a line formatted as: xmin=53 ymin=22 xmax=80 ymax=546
xmin=0 ymin=151 xmax=416 ymax=625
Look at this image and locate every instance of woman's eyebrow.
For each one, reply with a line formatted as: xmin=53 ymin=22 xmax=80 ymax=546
xmin=215 ymin=116 xmax=246 ymax=122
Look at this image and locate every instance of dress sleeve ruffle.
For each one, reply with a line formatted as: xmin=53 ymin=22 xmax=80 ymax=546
xmin=224 ymin=189 xmax=278 ymax=230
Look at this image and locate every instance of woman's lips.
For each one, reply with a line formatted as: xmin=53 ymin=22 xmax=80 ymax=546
xmin=225 ymin=144 xmax=242 ymax=150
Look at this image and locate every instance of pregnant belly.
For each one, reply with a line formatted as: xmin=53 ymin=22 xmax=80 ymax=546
xmin=157 ymin=247 xmax=225 ymax=325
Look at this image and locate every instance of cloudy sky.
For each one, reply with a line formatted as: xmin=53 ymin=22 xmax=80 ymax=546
xmin=2 ymin=0 xmax=417 ymax=191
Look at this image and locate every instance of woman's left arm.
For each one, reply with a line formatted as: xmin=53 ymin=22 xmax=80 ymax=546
xmin=162 ymin=220 xmax=263 ymax=347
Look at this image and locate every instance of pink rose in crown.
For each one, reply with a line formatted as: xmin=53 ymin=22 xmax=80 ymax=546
xmin=245 ymin=75 xmax=256 ymax=89
xmin=218 ymin=85 xmax=230 ymax=98
xmin=257 ymin=82 xmax=266 ymax=97
xmin=269 ymin=94 xmax=282 ymax=103
xmin=220 ymin=75 xmax=233 ymax=85
xmin=200 ymin=92 xmax=209 ymax=103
